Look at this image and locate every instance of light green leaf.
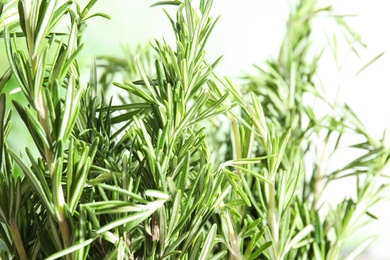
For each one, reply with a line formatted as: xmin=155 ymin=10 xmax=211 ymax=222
xmin=199 ymin=224 xmax=217 ymax=260
xmin=345 ymin=237 xmax=375 ymax=260
xmin=34 ymin=0 xmax=57 ymax=55
xmin=151 ymin=1 xmax=182 ymax=7
xmin=145 ymin=190 xmax=170 ymax=200
xmin=98 ymin=200 xmax=165 ymax=233
xmin=46 ymin=238 xmax=96 ymax=260
xmin=283 ymin=225 xmax=314 ymax=255
xmin=355 ymin=52 xmax=384 ymax=76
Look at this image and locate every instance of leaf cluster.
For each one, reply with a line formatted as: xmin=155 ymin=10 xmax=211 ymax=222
xmin=0 ymin=0 xmax=388 ymax=259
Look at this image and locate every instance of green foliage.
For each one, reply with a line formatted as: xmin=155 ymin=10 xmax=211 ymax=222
xmin=0 ymin=0 xmax=388 ymax=259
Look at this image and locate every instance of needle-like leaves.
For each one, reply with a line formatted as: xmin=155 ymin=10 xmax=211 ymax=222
xmin=0 ymin=0 xmax=388 ymax=259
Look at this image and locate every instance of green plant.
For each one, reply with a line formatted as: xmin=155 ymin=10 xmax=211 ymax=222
xmin=0 ymin=0 xmax=388 ymax=259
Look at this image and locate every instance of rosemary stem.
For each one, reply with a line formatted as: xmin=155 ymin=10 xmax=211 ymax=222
xmin=312 ymin=135 xmax=330 ymax=208
xmin=9 ymin=218 xmax=28 ymax=260
xmin=267 ymin=181 xmax=280 ymax=260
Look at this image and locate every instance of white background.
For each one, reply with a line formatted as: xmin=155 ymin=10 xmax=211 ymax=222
xmin=81 ymin=1 xmax=390 ymax=258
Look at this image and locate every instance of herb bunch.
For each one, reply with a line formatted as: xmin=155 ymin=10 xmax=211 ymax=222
xmin=0 ymin=0 xmax=388 ymax=259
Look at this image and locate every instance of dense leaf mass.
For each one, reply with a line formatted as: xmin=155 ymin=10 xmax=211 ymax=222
xmin=0 ymin=0 xmax=388 ymax=259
